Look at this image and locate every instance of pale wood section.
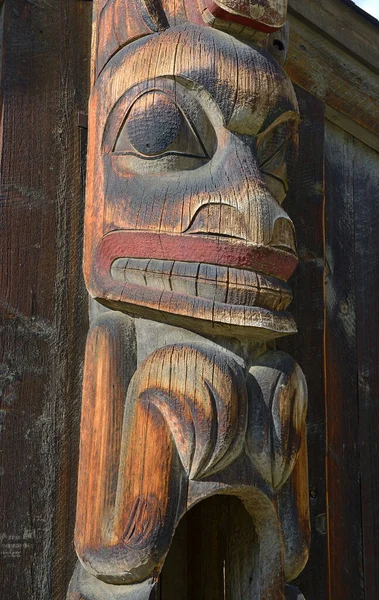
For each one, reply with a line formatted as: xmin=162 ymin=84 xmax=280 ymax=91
xmin=84 ymin=20 xmax=300 ymax=336
xmin=68 ymin=562 xmax=157 ymax=599
xmin=247 ymin=351 xmax=308 ymax=491
xmin=209 ymin=0 xmax=288 ymax=30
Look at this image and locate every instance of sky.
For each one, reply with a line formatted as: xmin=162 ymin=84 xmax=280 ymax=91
xmin=354 ymin=0 xmax=379 ymax=19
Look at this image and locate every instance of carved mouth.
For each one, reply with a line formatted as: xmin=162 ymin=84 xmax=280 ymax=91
xmin=111 ymin=258 xmax=292 ymax=312
xmin=89 ymin=231 xmax=297 ymax=339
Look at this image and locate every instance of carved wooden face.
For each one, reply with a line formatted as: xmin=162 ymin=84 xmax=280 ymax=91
xmin=85 ymin=24 xmax=299 ymax=339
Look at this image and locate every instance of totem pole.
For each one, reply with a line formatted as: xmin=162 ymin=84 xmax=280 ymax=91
xmin=68 ymin=0 xmax=310 ymax=597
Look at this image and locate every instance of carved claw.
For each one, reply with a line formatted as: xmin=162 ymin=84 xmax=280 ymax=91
xmin=67 ymin=561 xmax=157 ymax=600
xmin=126 ymin=342 xmax=248 ymax=481
xmin=246 ymin=351 xmax=308 ymax=490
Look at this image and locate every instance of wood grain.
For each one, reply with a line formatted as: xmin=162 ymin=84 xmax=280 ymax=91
xmin=70 ymin=1 xmax=311 ymax=597
xmin=325 ymin=124 xmax=379 ymax=600
xmin=286 ymin=11 xmax=379 ymax=140
xmin=353 ymin=137 xmax=379 ymax=599
xmin=0 ymin=2 xmax=91 ymax=598
xmin=324 ymin=122 xmax=364 ymax=599
xmin=277 ymin=87 xmax=326 ymax=600
xmin=85 ymin=17 xmax=301 ymax=338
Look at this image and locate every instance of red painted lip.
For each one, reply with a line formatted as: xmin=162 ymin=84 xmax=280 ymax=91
xmin=204 ymin=0 xmax=283 ymax=33
xmin=93 ymin=230 xmax=298 ymax=285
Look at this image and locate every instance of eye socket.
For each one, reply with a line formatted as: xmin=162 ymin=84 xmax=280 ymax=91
xmin=257 ymin=115 xmax=298 ymax=204
xmin=114 ymin=90 xmax=208 ymax=160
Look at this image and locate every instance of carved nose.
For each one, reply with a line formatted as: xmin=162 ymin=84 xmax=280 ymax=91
xmin=270 ymin=217 xmax=297 ymax=256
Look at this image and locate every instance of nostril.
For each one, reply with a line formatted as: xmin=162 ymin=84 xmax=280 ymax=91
xmin=270 ymin=218 xmax=297 ymax=256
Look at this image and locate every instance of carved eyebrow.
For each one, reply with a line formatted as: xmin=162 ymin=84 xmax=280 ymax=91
xmin=98 ymin=29 xmax=299 ymax=139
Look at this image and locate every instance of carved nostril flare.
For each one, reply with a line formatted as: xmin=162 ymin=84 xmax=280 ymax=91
xmin=270 ymin=218 xmax=297 ymax=256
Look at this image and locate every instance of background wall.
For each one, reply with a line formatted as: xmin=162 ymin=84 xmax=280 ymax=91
xmin=0 ymin=1 xmax=378 ymax=599
xmin=0 ymin=1 xmax=91 ymax=598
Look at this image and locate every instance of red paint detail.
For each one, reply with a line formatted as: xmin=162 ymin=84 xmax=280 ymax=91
xmin=205 ymin=0 xmax=282 ymax=33
xmin=95 ymin=230 xmax=297 ymax=282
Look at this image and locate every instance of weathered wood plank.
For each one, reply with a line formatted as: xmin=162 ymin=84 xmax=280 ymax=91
xmin=0 ymin=1 xmax=91 ymax=598
xmin=324 ymin=122 xmax=364 ymax=599
xmin=289 ymin=0 xmax=379 ymax=73
xmin=164 ymin=496 xmax=258 ymax=600
xmin=286 ymin=11 xmax=379 ymax=140
xmin=277 ymin=86 xmax=326 ymax=600
xmin=352 ymin=138 xmax=379 ymax=600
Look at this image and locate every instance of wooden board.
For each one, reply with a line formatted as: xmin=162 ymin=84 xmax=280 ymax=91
xmin=289 ymin=0 xmax=379 ymax=72
xmin=324 ymin=122 xmax=364 ymax=599
xmin=277 ymin=86 xmax=326 ymax=600
xmin=324 ymin=122 xmax=379 ymax=598
xmin=286 ymin=10 xmax=379 ymax=141
xmin=347 ymin=132 xmax=379 ymax=599
xmin=160 ymin=495 xmax=259 ymax=600
xmin=0 ymin=2 xmax=91 ymax=598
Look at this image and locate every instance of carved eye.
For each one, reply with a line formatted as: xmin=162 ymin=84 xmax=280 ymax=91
xmin=257 ymin=116 xmax=298 ymax=204
xmin=114 ymin=91 xmax=208 ymax=160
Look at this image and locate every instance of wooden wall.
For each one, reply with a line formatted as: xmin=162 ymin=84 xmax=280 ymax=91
xmin=0 ymin=2 xmax=378 ymax=599
xmin=0 ymin=1 xmax=91 ymax=598
xmin=325 ymin=122 xmax=379 ymax=600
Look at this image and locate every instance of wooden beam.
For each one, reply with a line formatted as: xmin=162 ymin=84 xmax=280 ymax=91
xmin=324 ymin=122 xmax=364 ymax=600
xmin=287 ymin=2 xmax=379 ymax=142
xmin=289 ymin=0 xmax=379 ymax=73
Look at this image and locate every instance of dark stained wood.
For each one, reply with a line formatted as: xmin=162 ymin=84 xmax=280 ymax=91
xmin=187 ymin=497 xmax=229 ymax=600
xmin=324 ymin=122 xmax=364 ymax=599
xmin=0 ymin=1 xmax=91 ymax=598
xmin=277 ymin=86 xmax=326 ymax=600
xmin=351 ymin=137 xmax=379 ymax=599
xmin=161 ymin=495 xmax=259 ymax=600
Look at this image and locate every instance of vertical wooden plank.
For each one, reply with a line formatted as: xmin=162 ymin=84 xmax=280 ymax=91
xmin=324 ymin=122 xmax=364 ymax=599
xmin=161 ymin=496 xmax=258 ymax=600
xmin=352 ymin=137 xmax=379 ymax=600
xmin=277 ymin=86 xmax=327 ymax=600
xmin=159 ymin=515 xmax=188 ymax=600
xmin=187 ymin=497 xmax=229 ymax=600
xmin=0 ymin=1 xmax=91 ymax=598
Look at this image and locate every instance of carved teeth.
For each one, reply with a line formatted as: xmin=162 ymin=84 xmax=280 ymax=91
xmin=111 ymin=259 xmax=292 ymax=311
